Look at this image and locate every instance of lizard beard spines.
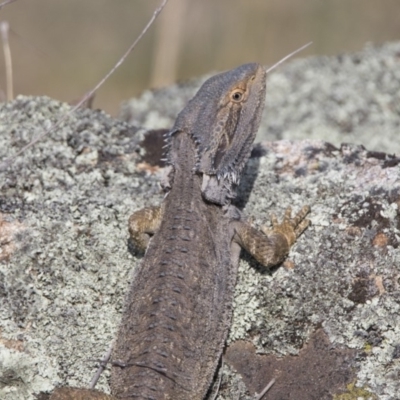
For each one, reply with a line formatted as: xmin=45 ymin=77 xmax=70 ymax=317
xmin=200 ymin=169 xmax=240 ymax=205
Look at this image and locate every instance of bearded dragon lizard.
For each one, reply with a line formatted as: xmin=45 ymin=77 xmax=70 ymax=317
xmin=50 ymin=63 xmax=310 ymax=400
xmin=110 ymin=62 xmax=310 ymax=399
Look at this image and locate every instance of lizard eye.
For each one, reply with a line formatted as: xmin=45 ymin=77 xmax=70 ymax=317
xmin=230 ymin=89 xmax=245 ymax=102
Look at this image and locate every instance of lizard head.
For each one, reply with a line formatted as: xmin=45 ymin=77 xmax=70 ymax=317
xmin=171 ymin=63 xmax=267 ymax=205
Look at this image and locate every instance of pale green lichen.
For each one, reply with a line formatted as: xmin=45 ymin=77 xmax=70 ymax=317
xmin=333 ymin=381 xmax=378 ymax=400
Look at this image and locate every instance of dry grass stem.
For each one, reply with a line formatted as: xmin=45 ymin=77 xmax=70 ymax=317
xmin=254 ymin=378 xmax=276 ymax=400
xmin=0 ymin=0 xmax=169 ymax=171
xmin=89 ymin=345 xmax=113 ymax=389
xmin=0 ymin=0 xmax=17 ymax=10
xmin=1 ymin=21 xmax=13 ymax=100
xmin=266 ymin=42 xmax=312 ymax=74
xmin=209 ymin=359 xmax=224 ymax=400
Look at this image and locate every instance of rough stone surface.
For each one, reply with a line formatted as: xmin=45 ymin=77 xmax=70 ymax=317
xmin=121 ymin=41 xmax=400 ymax=156
xmin=1 ymin=42 xmax=400 ymax=400
xmin=0 ymin=97 xmax=149 ymax=399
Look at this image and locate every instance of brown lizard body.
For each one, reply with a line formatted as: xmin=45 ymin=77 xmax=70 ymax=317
xmin=111 ymin=63 xmax=309 ymax=399
xmin=51 ymin=63 xmax=309 ymax=400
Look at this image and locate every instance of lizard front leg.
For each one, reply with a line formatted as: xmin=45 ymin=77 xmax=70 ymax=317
xmin=233 ymin=206 xmax=310 ymax=267
xmin=128 ymin=205 xmax=163 ymax=252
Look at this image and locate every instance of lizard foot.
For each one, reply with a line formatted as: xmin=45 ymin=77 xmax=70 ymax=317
xmin=262 ymin=205 xmax=311 ymax=247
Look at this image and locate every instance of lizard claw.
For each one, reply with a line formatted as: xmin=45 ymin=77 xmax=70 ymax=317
xmin=262 ymin=205 xmax=310 ymax=246
xmin=294 ymin=208 xmax=311 ymax=237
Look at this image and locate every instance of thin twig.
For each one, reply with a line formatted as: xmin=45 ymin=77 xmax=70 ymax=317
xmin=254 ymin=378 xmax=276 ymax=400
xmin=1 ymin=21 xmax=13 ymax=100
xmin=0 ymin=0 xmax=17 ymax=10
xmin=89 ymin=345 xmax=113 ymax=389
xmin=0 ymin=0 xmax=169 ymax=171
xmin=266 ymin=42 xmax=312 ymax=74
xmin=210 ymin=358 xmax=224 ymax=400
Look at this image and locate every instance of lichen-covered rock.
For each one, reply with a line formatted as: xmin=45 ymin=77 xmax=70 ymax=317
xmin=1 ymin=43 xmax=400 ymax=399
xmin=0 ymin=96 xmax=148 ymax=399
xmin=225 ymin=140 xmax=400 ymax=399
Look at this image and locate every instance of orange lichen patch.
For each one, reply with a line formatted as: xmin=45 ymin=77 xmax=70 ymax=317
xmin=332 ymin=217 xmax=346 ymax=225
xmin=371 ymin=274 xmax=385 ymax=295
xmin=0 ymin=336 xmax=24 ymax=352
xmin=225 ymin=330 xmax=356 ymax=399
xmin=136 ymin=162 xmax=161 ymax=174
xmin=372 ymin=232 xmax=389 ymax=247
xmin=283 ymin=259 xmax=295 ymax=270
xmin=0 ymin=213 xmax=25 ymax=262
xmin=346 ymin=226 xmax=362 ymax=237
xmin=0 ymin=329 xmax=25 ymax=352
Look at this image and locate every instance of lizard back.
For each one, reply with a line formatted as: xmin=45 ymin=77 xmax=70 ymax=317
xmin=111 ymin=63 xmax=267 ymax=400
xmin=111 ymin=133 xmax=238 ymax=399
